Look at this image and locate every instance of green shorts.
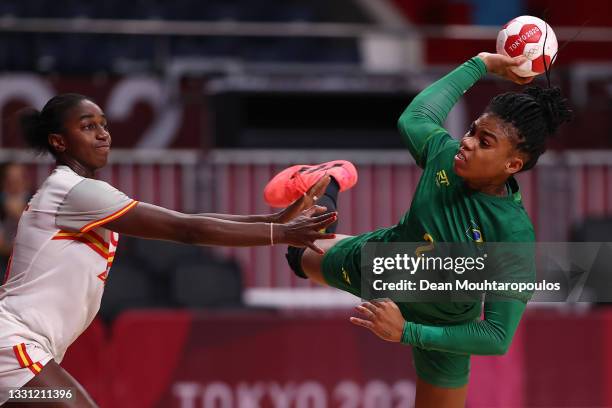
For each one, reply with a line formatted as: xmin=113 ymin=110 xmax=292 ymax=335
xmin=411 ymin=348 xmax=470 ymax=388
xmin=321 ymin=233 xmax=471 ymax=388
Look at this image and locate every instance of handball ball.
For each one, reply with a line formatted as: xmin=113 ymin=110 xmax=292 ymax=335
xmin=496 ymin=15 xmax=558 ymax=77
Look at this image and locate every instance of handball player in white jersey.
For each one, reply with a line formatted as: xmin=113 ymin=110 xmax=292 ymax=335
xmin=0 ymin=94 xmax=336 ymax=407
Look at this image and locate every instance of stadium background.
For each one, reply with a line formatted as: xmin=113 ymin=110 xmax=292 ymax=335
xmin=1 ymin=0 xmax=611 ymax=406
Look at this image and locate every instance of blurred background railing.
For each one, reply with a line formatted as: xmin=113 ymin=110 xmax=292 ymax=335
xmin=0 ymin=148 xmax=609 ymax=306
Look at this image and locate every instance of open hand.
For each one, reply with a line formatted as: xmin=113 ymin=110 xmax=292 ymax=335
xmin=278 ymin=205 xmax=336 ymax=254
xmin=478 ymin=52 xmax=535 ymax=85
xmin=275 ymin=175 xmax=331 ymax=224
xmin=349 ymin=299 xmax=405 ymax=342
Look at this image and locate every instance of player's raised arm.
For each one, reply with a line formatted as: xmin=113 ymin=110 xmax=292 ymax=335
xmin=397 ymin=54 xmax=528 ymax=168
xmin=397 ymin=57 xmax=487 ymax=167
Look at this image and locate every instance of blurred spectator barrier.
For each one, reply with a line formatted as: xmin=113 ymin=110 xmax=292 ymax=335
xmin=1 ymin=148 xmax=610 ymax=306
xmin=209 ymin=149 xmax=612 ymax=306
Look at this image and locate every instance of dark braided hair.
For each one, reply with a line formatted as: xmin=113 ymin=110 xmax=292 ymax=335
xmin=485 ymin=86 xmax=572 ymax=171
xmin=18 ymin=94 xmax=90 ymax=157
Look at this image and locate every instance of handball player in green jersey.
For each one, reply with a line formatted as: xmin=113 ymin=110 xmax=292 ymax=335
xmin=264 ymin=53 xmax=571 ymax=407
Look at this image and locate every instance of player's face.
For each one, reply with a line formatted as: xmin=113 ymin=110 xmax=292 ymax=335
xmin=57 ymin=100 xmax=111 ymax=171
xmin=453 ymin=113 xmax=524 ymax=185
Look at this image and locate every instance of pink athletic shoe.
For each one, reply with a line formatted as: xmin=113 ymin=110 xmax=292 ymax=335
xmin=264 ymin=160 xmax=358 ymax=207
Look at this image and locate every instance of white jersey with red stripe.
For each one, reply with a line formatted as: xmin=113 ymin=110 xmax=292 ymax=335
xmin=0 ymin=165 xmax=137 ymax=364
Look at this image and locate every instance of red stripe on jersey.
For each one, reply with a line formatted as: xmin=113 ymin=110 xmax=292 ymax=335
xmin=52 ymin=236 xmax=108 ymax=259
xmin=54 ymin=231 xmax=109 ymax=255
xmin=97 ymin=271 xmax=108 ymax=284
xmin=21 ymin=344 xmax=34 ymax=366
xmin=81 ymin=200 xmax=139 ymax=233
xmin=87 ymin=230 xmax=109 ymax=248
xmin=13 ymin=344 xmax=26 ymax=368
xmin=28 ymin=364 xmax=41 ymax=375
xmin=107 ymin=251 xmax=115 ymax=261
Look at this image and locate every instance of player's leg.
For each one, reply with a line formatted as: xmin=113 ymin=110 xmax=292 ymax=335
xmin=285 ymin=175 xmax=352 ymax=285
xmin=264 ymin=160 xmax=358 ymax=208
xmin=415 ymin=378 xmax=468 ymax=408
xmin=411 ymin=347 xmax=470 ymax=408
xmin=292 ymin=234 xmax=353 ymax=285
xmin=4 ymin=360 xmax=98 ymax=408
xmin=268 ymin=160 xmax=358 ymax=285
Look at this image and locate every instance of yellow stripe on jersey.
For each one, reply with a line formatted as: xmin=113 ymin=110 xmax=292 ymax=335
xmin=54 ymin=232 xmax=109 ymax=254
xmin=52 ymin=232 xmax=109 ymax=259
xmin=16 ymin=343 xmax=28 ymax=367
xmin=77 ymin=233 xmax=108 ymax=255
xmin=81 ymin=200 xmax=139 ymax=233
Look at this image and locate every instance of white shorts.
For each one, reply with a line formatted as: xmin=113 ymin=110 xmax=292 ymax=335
xmin=0 ymin=341 xmax=53 ymax=405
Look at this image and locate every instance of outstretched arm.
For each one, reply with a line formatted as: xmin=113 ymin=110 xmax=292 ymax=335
xmin=350 ymin=298 xmax=525 ymax=356
xmin=103 ymin=175 xmax=336 ymax=253
xmin=57 ymin=172 xmax=335 ymax=252
xmin=105 ymin=203 xmax=336 ymax=254
xmin=196 ymin=174 xmax=331 ymax=224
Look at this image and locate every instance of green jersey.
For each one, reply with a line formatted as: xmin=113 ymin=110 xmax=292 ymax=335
xmin=322 ymin=57 xmax=533 ymax=359
xmin=396 ymin=58 xmax=533 ymax=246
xmin=395 ymin=57 xmax=535 ymax=323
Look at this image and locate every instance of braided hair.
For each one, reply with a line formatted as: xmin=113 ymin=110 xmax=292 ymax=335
xmin=18 ymin=94 xmax=89 ymax=157
xmin=486 ymin=86 xmax=572 ymax=171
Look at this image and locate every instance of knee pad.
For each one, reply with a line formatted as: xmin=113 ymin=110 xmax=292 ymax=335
xmin=285 ymin=246 xmax=307 ymax=279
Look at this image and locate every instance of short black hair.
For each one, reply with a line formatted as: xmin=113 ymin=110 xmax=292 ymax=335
xmin=18 ymin=93 xmax=90 ymax=157
xmin=486 ymin=86 xmax=572 ymax=171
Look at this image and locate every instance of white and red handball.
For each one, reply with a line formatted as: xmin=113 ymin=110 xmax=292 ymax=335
xmin=496 ymin=15 xmax=558 ymax=77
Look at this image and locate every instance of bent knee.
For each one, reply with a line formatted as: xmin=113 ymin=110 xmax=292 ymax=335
xmin=301 ymin=247 xmax=327 ymax=285
xmin=301 ymin=234 xmax=352 ymax=286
